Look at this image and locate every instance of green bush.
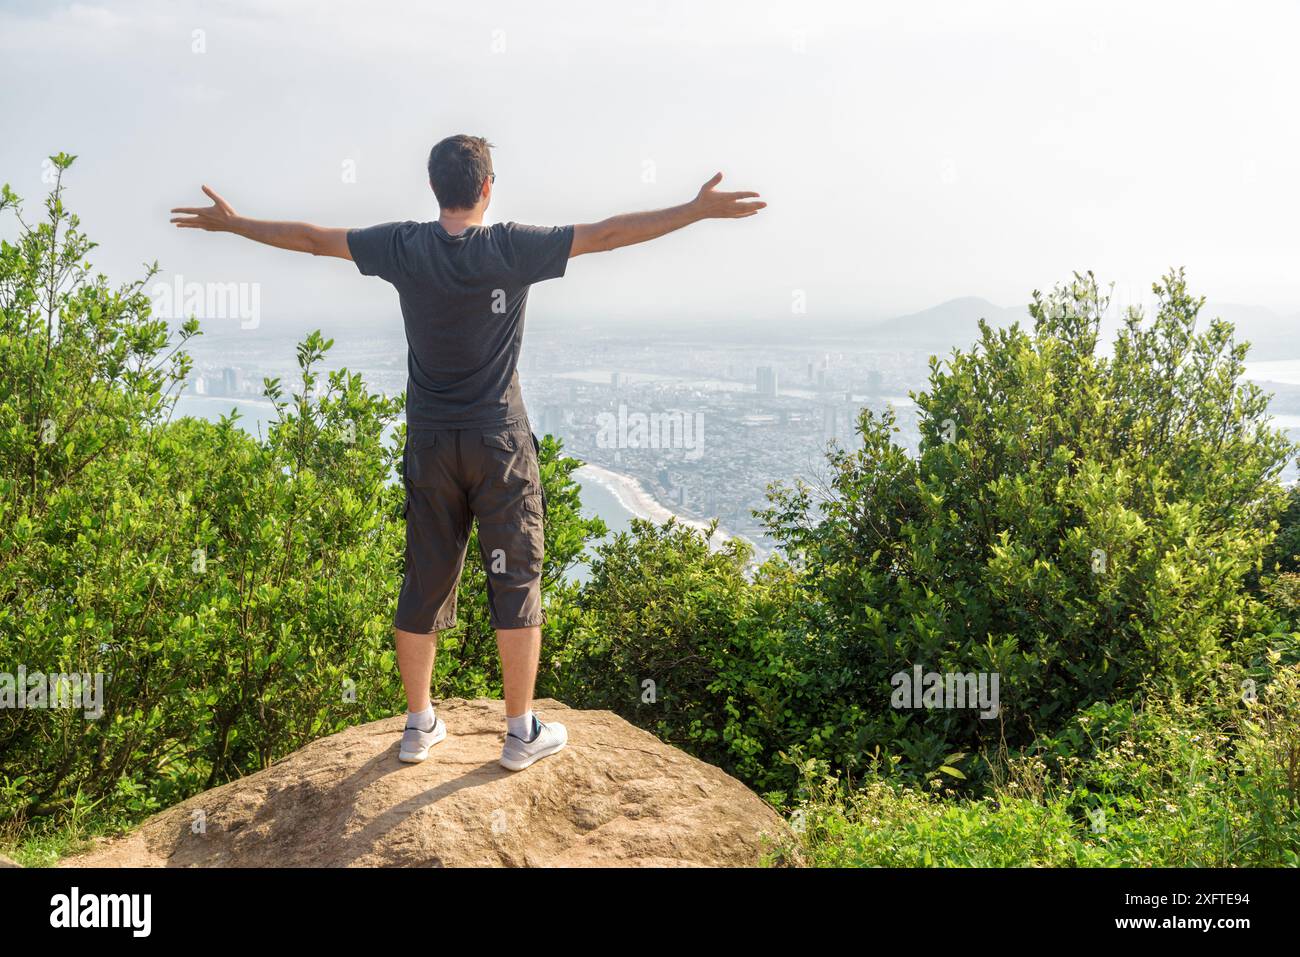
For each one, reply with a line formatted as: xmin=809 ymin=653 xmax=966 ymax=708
xmin=545 ymin=519 xmax=886 ymax=794
xmin=760 ymin=271 xmax=1293 ymax=777
xmin=1262 ymin=485 xmax=1300 ymax=576
xmin=544 ymin=519 xmax=762 ymax=766
xmin=0 ymin=158 xmax=411 ymax=824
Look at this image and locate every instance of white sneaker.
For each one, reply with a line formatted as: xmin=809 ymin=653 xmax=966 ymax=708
xmin=398 ymin=716 xmax=447 ymax=763
xmin=499 ymin=715 xmax=567 ymax=771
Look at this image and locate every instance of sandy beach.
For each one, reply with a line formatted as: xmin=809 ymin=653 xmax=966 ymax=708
xmin=573 ymin=461 xmax=741 ymax=552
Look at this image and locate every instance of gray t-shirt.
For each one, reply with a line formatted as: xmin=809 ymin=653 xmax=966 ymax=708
xmin=348 ymin=220 xmax=574 ymax=428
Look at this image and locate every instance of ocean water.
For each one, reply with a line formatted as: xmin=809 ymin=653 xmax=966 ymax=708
xmin=174 ymin=394 xmax=280 ymax=439
xmin=563 ymin=470 xmax=641 ymax=584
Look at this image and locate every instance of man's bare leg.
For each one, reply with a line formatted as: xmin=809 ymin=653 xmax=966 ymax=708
xmin=395 ymin=627 xmax=438 ymax=712
xmin=496 ymin=624 xmax=568 ymax=770
xmin=496 ymin=625 xmax=541 ymax=717
xmin=394 ymin=627 xmax=446 ymax=762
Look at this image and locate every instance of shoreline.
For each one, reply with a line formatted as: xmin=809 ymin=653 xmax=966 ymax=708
xmin=573 ymin=461 xmax=745 ymax=553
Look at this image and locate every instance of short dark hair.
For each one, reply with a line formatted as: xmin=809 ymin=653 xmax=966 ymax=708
xmin=427 ymin=134 xmax=494 ymax=210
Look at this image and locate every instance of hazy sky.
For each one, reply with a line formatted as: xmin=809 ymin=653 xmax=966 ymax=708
xmin=2 ymin=0 xmax=1297 ymax=336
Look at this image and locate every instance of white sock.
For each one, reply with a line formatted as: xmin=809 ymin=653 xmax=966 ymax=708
xmin=406 ymin=704 xmax=435 ymax=731
xmin=507 ymin=711 xmax=536 ymax=742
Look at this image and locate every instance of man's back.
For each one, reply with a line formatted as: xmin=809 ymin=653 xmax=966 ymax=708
xmin=348 ymin=220 xmax=573 ymax=429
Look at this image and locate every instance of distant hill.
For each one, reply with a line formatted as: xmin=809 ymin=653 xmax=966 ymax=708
xmin=854 ymin=297 xmax=1300 ymax=359
xmin=862 ymin=296 xmax=1032 ymax=349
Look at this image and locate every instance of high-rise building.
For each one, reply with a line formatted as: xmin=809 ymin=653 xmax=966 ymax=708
xmin=756 ymin=366 xmax=778 ymax=396
xmin=539 ymin=404 xmax=565 ymax=440
xmin=822 ymin=404 xmax=842 ymax=443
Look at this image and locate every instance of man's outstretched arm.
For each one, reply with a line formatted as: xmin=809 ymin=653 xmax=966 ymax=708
xmin=170 ymin=186 xmax=353 ymax=260
xmin=570 ymin=172 xmax=764 ymax=257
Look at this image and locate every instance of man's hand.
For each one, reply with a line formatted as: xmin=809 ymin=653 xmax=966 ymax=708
xmin=688 ymin=172 xmax=766 ymax=220
xmin=170 ymin=185 xmax=240 ymax=233
xmin=570 ymin=172 xmax=765 ymax=257
xmin=169 ymin=186 xmax=352 ymax=260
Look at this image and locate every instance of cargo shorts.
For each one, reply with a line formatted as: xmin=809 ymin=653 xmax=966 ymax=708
xmin=394 ymin=418 xmax=547 ymax=633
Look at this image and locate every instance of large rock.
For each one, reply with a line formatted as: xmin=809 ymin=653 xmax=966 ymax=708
xmin=61 ymin=698 xmax=792 ymax=867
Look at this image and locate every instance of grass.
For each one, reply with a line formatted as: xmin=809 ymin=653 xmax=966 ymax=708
xmin=0 ymin=789 xmax=132 ymax=867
